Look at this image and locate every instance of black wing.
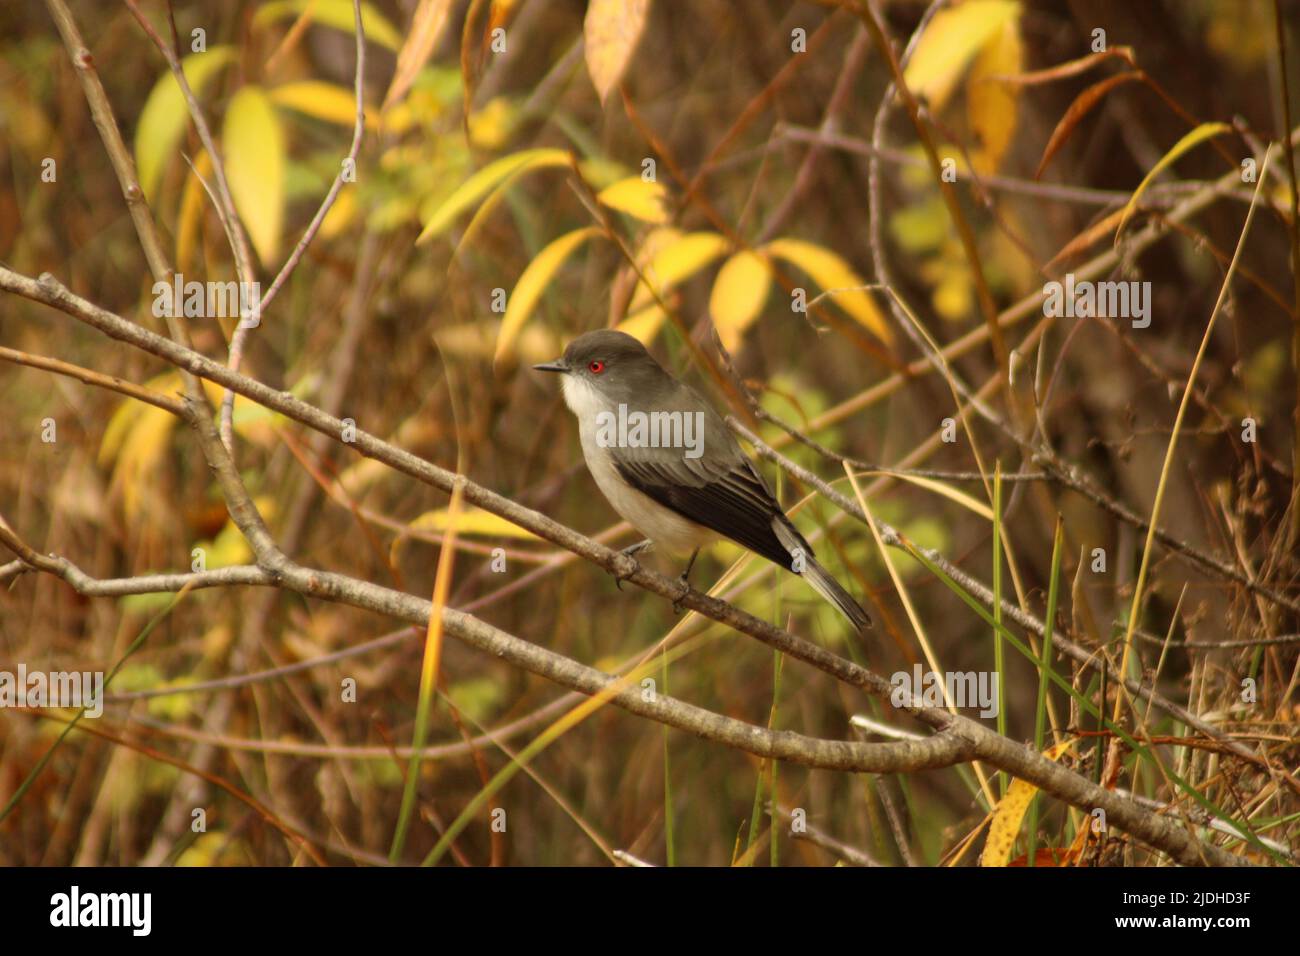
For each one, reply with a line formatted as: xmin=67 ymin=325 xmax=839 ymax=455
xmin=614 ymin=456 xmax=806 ymax=569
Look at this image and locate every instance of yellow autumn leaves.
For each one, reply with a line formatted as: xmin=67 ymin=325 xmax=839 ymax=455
xmin=980 ymin=740 xmax=1076 ymax=866
xmin=133 ymin=0 xmax=422 ymax=266
xmin=419 ymin=147 xmax=894 ymax=362
xmin=134 ymin=47 xmax=236 ymax=200
xmin=132 ymin=0 xmax=1035 ymax=360
xmin=222 ymin=88 xmax=286 ymax=265
xmin=414 ymin=1 xmax=1040 ymax=362
xmin=903 ymin=0 xmax=1023 ymax=175
xmin=584 ymin=0 xmax=651 ymax=104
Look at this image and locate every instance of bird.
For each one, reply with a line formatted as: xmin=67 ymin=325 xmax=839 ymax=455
xmin=534 ymin=329 xmax=871 ymax=632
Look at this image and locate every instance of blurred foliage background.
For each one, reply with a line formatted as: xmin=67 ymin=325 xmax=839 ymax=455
xmin=1 ymin=0 xmax=1298 ymax=866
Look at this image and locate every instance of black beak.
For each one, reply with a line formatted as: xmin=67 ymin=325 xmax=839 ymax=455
xmin=532 ymin=358 xmax=567 ymax=373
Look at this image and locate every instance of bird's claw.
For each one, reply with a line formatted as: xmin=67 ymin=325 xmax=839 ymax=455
xmin=671 ymin=577 xmax=691 ymax=614
xmin=614 ymin=540 xmax=653 ymax=591
xmin=613 ymin=559 xmax=638 ymax=591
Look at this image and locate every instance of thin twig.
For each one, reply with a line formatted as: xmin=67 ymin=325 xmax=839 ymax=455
xmin=224 ymin=0 xmax=368 ymax=452
xmin=122 ymin=0 xmax=258 ymax=455
xmin=767 ymin=803 xmax=882 ymax=866
xmin=0 ymin=346 xmax=184 ymax=414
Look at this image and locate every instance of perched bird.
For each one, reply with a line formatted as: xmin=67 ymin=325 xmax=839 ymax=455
xmin=534 ymin=329 xmax=871 ymax=632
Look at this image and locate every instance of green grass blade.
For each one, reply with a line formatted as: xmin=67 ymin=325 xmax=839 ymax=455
xmin=662 ymin=648 xmax=675 ymax=867
xmin=1026 ymin=517 xmax=1063 ymax=867
xmin=992 ymin=463 xmax=1006 ymax=795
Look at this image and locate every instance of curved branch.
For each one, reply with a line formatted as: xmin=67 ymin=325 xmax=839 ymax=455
xmin=0 ymin=281 xmax=1260 ymax=864
xmin=0 ymin=520 xmax=967 ymax=775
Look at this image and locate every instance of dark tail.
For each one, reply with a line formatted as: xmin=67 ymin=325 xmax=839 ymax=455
xmin=801 ymin=555 xmax=873 ymax=632
xmin=770 ymin=516 xmax=872 ymax=631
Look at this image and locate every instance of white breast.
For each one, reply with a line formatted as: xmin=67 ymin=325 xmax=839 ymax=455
xmin=562 ymin=373 xmax=713 ymax=556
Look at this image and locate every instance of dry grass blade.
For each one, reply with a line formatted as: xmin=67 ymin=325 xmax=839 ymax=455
xmin=1035 ymin=73 xmax=1141 ymax=179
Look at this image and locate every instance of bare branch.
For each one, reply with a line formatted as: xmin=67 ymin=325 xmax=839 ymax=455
xmin=0 ymin=264 xmax=1262 ymax=866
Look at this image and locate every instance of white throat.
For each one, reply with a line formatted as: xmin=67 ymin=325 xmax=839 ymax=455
xmin=560 ymin=372 xmax=606 ymax=428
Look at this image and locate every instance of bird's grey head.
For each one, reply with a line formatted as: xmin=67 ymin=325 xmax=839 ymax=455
xmin=533 ymin=330 xmax=670 ymax=407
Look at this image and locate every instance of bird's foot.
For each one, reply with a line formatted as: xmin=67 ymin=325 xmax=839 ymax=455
xmin=614 ymin=540 xmax=653 ymax=591
xmin=671 ymin=548 xmax=699 ymax=612
xmin=671 ymin=576 xmax=691 ymax=614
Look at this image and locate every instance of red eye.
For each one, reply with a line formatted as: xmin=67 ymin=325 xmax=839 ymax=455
xmin=588 ymin=360 xmax=605 ymax=374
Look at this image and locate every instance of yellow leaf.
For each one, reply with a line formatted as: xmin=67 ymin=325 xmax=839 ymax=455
xmin=269 ymin=81 xmax=413 ymax=134
xmin=764 ymin=238 xmax=893 ymax=344
xmin=890 ymin=194 xmax=949 ymax=254
xmin=451 ymin=158 xmax=535 ymax=259
xmin=99 ymin=374 xmax=271 ymax=525
xmin=336 ymin=414 xmax=429 ymax=497
xmin=981 ymin=740 xmax=1075 ymax=867
xmin=1116 ymin=122 xmax=1232 ymax=242
xmin=634 ymin=226 xmax=684 ymax=262
xmin=615 ymin=305 xmax=668 ymax=344
xmin=203 ymin=516 xmax=257 ymax=569
xmin=383 ymin=0 xmax=454 ymax=109
xmin=920 ymin=240 xmax=974 ymax=321
xmin=597 ymin=176 xmax=668 ymax=223
xmin=252 ymin=0 xmax=403 ymax=51
xmin=967 ymin=15 xmax=1022 ymax=173
xmin=577 ymin=157 xmax=634 ymax=190
xmin=436 ymin=319 xmax=560 ymax=363
xmin=709 ymin=250 xmax=772 ymax=352
xmin=467 ymin=96 xmax=518 ymax=150
xmin=176 ymin=831 xmax=253 ymax=867
xmin=269 ymin=81 xmax=359 ymax=125
xmin=583 ymin=0 xmax=651 ymax=104
xmin=98 ymin=372 xmax=173 ymax=470
xmin=496 ymin=227 xmax=604 ymax=364
xmin=1 ymin=90 xmax=53 ymax=158
xmin=416 ymin=148 xmax=572 ymax=243
xmin=1205 ymin=4 xmax=1275 ymax=68
xmin=134 ymin=47 xmax=235 ymax=199
xmin=319 ymin=185 xmax=357 ymax=239
xmin=222 ymin=86 xmax=286 ymax=264
xmin=629 ymin=231 xmax=729 ymax=310
xmin=175 ymin=149 xmax=212 ymax=271
xmin=933 ymin=266 xmax=972 ymax=321
xmin=99 ymin=373 xmax=185 ymax=523
xmin=410 ymin=506 xmax=540 ymax=540
xmin=195 ymin=378 xmax=278 ymax=445
xmin=903 ymin=0 xmax=1021 ymax=111
xmin=107 ymin=408 xmax=174 ymax=523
